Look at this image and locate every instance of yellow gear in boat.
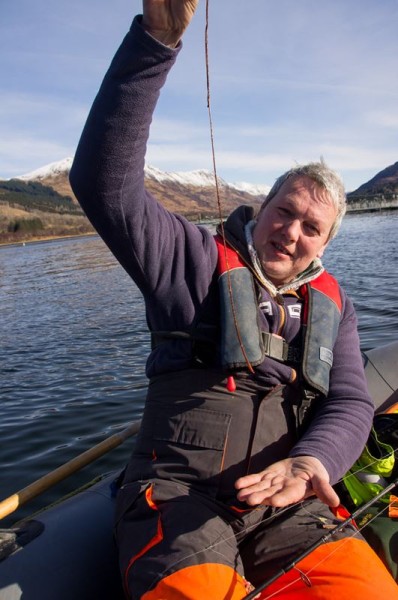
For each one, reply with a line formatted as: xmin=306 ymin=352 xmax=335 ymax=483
xmin=343 ymin=427 xmax=394 ymax=508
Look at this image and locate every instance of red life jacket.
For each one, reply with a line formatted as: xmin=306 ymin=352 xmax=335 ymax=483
xmin=215 ymin=236 xmax=342 ymax=396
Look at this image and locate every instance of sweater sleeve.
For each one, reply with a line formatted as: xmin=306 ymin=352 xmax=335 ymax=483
xmin=289 ymin=292 xmax=374 ymax=484
xmin=69 ymin=16 xmax=217 ymax=327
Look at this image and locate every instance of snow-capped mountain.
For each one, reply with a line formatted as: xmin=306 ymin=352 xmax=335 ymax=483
xmin=19 ymin=159 xmax=270 ymax=197
xmin=144 ymin=165 xmax=271 ymax=197
xmin=17 ymin=158 xmax=270 ymax=216
xmin=18 ymin=158 xmax=74 ymax=182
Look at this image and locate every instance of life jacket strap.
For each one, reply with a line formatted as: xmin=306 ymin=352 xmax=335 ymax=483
xmin=151 ymin=330 xmax=301 ymax=366
xmin=151 ymin=329 xmax=218 ymax=350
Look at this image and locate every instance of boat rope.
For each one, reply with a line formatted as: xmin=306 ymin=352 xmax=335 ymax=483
xmin=204 ymin=0 xmax=254 ymax=375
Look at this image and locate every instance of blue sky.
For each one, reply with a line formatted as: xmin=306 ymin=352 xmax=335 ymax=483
xmin=1 ymin=0 xmax=397 ymax=191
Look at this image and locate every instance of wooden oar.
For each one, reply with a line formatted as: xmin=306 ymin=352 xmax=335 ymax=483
xmin=0 ymin=420 xmax=141 ymax=521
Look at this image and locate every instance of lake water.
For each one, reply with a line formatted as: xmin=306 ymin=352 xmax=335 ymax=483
xmin=1 ymin=211 xmax=397 ymax=525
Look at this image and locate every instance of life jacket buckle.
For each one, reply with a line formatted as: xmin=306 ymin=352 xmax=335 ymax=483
xmin=263 ymin=332 xmax=287 ymax=361
xmin=262 ymin=332 xmax=301 ymax=364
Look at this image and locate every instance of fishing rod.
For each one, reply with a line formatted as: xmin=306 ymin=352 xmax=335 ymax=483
xmin=244 ymin=477 xmax=398 ymax=600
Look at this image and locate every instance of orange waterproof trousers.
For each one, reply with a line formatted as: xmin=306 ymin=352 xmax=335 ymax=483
xmin=115 ymin=480 xmax=398 ymax=600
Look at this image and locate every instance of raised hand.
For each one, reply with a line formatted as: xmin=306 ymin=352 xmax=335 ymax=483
xmin=142 ymin=0 xmax=200 ymax=46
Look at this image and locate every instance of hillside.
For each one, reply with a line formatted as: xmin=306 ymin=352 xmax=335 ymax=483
xmin=0 ymin=179 xmax=81 ymax=214
xmin=18 ymin=158 xmax=269 ymax=217
xmin=0 ymin=159 xmax=269 ymax=244
xmin=0 ymin=178 xmax=92 ymax=244
xmin=348 ymin=161 xmax=398 ymax=198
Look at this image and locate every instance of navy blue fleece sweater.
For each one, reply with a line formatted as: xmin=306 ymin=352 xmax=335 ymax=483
xmin=70 ymin=16 xmax=374 ymax=484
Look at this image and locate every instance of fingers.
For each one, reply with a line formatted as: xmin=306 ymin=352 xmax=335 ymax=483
xmin=142 ymin=0 xmax=199 ymax=45
xmin=235 ymin=462 xmax=288 ymax=491
xmin=236 ymin=474 xmax=310 ymax=507
xmin=235 ymin=473 xmax=264 ymax=490
xmin=235 ymin=471 xmax=282 ymax=505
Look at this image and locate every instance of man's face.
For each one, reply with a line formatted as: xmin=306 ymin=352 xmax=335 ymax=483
xmin=252 ymin=175 xmax=337 ymax=286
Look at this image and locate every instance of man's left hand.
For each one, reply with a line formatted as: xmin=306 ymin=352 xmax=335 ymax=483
xmin=235 ymin=456 xmax=340 ymax=508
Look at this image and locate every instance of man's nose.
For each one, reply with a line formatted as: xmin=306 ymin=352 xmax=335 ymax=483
xmin=282 ymin=218 xmax=301 ymax=241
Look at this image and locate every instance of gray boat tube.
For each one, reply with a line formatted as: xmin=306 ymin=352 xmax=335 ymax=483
xmin=362 ymin=341 xmax=398 ymax=413
xmin=0 ymin=474 xmax=124 ymax=600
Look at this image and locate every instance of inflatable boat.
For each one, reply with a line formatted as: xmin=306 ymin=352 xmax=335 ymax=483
xmin=1 ymin=341 xmax=398 ymax=600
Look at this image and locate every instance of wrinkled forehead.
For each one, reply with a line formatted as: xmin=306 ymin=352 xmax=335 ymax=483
xmin=279 ymin=174 xmax=334 ymax=205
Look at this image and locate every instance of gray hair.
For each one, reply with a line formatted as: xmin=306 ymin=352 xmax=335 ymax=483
xmin=264 ymin=160 xmax=346 ymax=240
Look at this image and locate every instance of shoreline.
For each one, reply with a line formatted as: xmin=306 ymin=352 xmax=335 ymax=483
xmin=0 ymin=231 xmax=98 ymax=249
xmin=1 ymin=205 xmax=397 ymax=249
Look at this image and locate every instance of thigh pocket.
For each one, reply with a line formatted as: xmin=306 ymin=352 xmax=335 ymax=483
xmin=152 ymin=408 xmax=231 ymax=493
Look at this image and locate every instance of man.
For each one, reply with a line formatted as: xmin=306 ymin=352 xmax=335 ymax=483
xmin=70 ymin=1 xmax=398 ymax=598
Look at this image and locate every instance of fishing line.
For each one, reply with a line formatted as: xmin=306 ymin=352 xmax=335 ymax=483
xmin=142 ymin=434 xmax=398 ymax=596
xmin=143 ymin=4 xmax=398 ymax=596
xmin=142 ymin=444 xmax=398 ymax=598
xmin=257 ymin=495 xmax=396 ymax=600
xmin=204 ymin=0 xmax=254 ymax=374
xmin=205 ymin=0 xmax=396 ymax=511
xmin=142 ymin=501 xmax=296 ymax=595
xmin=244 ymin=478 xmax=398 ymax=599
xmin=202 ymin=1 xmax=398 ymax=593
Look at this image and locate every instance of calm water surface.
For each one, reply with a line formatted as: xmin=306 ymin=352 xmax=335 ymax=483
xmin=1 ymin=211 xmax=397 ymax=524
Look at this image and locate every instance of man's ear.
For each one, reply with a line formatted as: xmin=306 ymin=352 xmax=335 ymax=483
xmin=317 ymin=243 xmax=327 ymax=259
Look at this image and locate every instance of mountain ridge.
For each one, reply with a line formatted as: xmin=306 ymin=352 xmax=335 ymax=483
xmin=0 ymin=158 xmax=269 ymax=243
xmin=17 ymin=157 xmax=398 ymax=206
xmin=17 ymin=157 xmax=271 ymax=216
xmin=348 ymin=161 xmax=398 ymax=197
xmin=1 ymin=157 xmax=397 ymax=244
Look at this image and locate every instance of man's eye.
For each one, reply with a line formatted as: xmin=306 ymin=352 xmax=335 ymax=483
xmin=306 ymin=223 xmax=319 ymax=235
